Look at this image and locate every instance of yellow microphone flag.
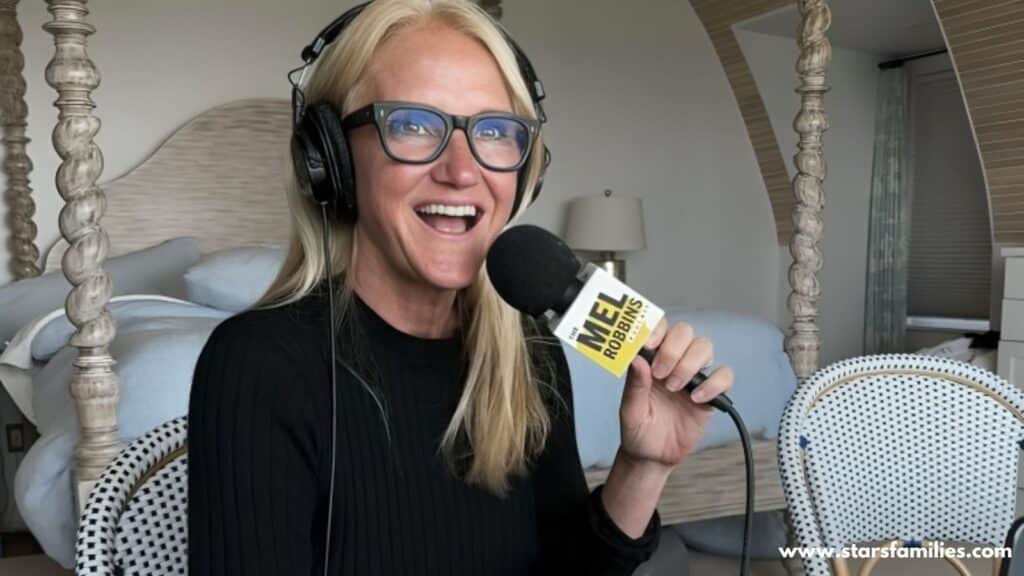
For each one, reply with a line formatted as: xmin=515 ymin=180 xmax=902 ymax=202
xmin=552 ymin=265 xmax=664 ymax=378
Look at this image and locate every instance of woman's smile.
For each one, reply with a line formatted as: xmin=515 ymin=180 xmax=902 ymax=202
xmin=414 ymin=202 xmax=485 ymax=236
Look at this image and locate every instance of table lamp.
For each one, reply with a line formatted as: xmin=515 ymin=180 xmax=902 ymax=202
xmin=563 ymin=189 xmax=646 ymax=282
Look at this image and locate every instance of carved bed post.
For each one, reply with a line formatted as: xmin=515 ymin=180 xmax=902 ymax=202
xmin=786 ymin=0 xmax=830 ymax=382
xmin=43 ymin=0 xmax=121 ymax=511
xmin=1 ymin=0 xmax=40 ymax=280
xmin=783 ymin=1 xmax=831 ymax=575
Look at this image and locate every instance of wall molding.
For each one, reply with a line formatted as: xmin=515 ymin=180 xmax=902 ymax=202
xmin=932 ymin=0 xmax=1024 ymax=244
xmin=689 ymin=0 xmax=796 ymax=244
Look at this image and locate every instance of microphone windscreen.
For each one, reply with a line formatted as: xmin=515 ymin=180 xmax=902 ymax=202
xmin=486 ymin=224 xmax=581 ymax=317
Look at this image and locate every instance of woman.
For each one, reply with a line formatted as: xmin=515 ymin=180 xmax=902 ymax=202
xmin=187 ymin=1 xmax=734 ymax=575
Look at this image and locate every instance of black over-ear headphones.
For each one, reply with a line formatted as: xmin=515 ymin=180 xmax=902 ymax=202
xmin=289 ymin=0 xmax=551 ymax=224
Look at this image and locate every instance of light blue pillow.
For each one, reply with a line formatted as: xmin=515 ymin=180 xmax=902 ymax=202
xmin=183 ymin=244 xmax=286 ymax=312
xmin=0 ymin=237 xmax=201 ymax=350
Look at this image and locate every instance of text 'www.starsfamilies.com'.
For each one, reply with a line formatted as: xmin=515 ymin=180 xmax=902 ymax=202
xmin=778 ymin=542 xmax=1012 ymax=560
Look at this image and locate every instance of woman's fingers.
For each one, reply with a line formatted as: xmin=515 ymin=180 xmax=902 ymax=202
xmin=664 ymin=336 xmax=713 ymax=392
xmin=621 ymin=355 xmax=655 ymax=429
xmin=625 ymin=353 xmax=653 ymax=391
xmin=638 ymin=319 xmax=733 ymax=404
xmin=649 ymin=322 xmax=694 ymax=381
xmin=642 ymin=318 xmax=669 ymax=355
xmin=689 ymin=365 xmax=734 ymax=404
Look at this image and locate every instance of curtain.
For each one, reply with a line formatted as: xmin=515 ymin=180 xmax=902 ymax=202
xmin=863 ymin=67 xmax=910 ymax=354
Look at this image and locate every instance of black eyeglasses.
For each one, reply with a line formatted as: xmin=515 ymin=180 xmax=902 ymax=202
xmin=341 ymin=101 xmax=539 ymax=172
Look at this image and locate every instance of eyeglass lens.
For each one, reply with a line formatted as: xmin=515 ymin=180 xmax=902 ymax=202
xmin=383 ymin=107 xmax=529 ymax=169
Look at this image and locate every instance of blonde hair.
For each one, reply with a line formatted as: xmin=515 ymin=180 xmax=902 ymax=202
xmin=257 ymin=0 xmax=553 ymax=495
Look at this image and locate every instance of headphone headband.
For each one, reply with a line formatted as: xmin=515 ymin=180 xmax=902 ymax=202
xmin=300 ymin=1 xmax=373 ymax=64
xmin=294 ymin=1 xmax=546 ymax=124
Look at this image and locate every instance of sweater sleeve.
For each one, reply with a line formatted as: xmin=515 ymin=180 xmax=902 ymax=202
xmin=530 ymin=332 xmax=661 ymax=575
xmin=188 ymin=314 xmax=325 ymax=576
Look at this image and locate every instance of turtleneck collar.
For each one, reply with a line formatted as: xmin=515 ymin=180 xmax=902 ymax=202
xmin=349 ymin=290 xmax=464 ymax=366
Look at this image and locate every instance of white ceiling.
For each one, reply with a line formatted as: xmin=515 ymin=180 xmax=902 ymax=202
xmin=736 ymin=0 xmax=946 ymax=59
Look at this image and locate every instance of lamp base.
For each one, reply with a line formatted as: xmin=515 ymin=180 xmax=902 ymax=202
xmin=595 ymin=252 xmax=626 ymax=283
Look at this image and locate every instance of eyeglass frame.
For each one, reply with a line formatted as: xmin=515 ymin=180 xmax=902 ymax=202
xmin=340 ymin=100 xmax=540 ymax=172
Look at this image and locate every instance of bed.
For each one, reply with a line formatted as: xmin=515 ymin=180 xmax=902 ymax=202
xmin=0 ymin=1 xmax=832 ymax=573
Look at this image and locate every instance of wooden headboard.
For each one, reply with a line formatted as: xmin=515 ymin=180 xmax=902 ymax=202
xmin=44 ymin=98 xmax=294 ymax=273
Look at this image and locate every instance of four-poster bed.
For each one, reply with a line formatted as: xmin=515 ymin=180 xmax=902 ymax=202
xmin=1 ymin=0 xmax=831 ymax=572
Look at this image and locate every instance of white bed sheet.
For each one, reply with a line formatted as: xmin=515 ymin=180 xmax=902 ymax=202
xmin=0 ymin=295 xmax=196 ymax=423
xmin=6 ymin=296 xmax=230 ymax=568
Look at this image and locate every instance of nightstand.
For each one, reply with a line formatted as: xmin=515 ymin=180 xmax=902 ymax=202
xmin=999 ymin=247 xmax=1024 ymax=388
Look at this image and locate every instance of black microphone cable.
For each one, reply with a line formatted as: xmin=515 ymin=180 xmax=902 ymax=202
xmin=724 ymin=402 xmax=753 ymax=576
xmin=637 ymin=348 xmax=754 ymax=576
xmin=727 ymin=403 xmax=753 ymax=576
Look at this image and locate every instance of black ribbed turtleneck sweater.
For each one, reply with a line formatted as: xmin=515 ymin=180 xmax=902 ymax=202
xmin=188 ymin=288 xmax=660 ymax=575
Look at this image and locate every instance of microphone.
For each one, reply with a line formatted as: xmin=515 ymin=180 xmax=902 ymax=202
xmin=486 ymin=224 xmax=731 ymax=411
xmin=487 ymin=224 xmax=753 ymax=576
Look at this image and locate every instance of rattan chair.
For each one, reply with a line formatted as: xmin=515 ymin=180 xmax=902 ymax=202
xmin=75 ymin=416 xmax=188 ymax=575
xmin=778 ymin=354 xmax=1024 ymax=576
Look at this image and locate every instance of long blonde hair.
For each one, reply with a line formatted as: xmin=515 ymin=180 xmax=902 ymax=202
xmin=257 ymin=0 xmax=554 ymax=495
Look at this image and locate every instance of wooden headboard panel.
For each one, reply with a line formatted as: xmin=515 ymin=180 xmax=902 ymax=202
xmin=45 ymin=98 xmax=293 ymax=272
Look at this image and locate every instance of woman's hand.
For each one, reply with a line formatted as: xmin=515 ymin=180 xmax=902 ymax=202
xmin=618 ymin=318 xmax=734 ymax=469
xmin=599 ymin=318 xmax=734 ymax=538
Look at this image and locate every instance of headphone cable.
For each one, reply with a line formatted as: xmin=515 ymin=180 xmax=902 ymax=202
xmin=320 ymin=203 xmax=338 ymax=576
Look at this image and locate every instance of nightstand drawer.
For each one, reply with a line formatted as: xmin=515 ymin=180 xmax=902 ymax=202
xmin=1001 ymin=300 xmax=1024 ymax=341
xmin=1007 ymin=258 xmax=1024 ymax=300
xmin=999 ymin=340 xmax=1024 ymax=389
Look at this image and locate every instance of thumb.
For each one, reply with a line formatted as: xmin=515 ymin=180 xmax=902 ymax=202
xmin=625 ymin=353 xmax=653 ymax=392
xmin=621 ymin=354 xmax=653 ymax=424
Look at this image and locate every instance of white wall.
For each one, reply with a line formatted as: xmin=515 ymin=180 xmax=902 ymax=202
xmin=735 ymin=29 xmax=880 ymax=366
xmin=505 ymin=0 xmax=781 ymax=320
xmin=1 ymin=0 xmax=781 ymax=320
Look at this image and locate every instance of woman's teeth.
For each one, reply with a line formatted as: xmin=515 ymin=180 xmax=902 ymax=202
xmin=415 ymin=204 xmax=479 ymax=234
xmin=416 ymin=204 xmax=477 ymax=217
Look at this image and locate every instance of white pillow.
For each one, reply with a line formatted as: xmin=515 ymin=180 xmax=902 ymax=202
xmin=183 ymin=244 xmax=286 ymax=312
xmin=0 ymin=237 xmax=201 ymax=350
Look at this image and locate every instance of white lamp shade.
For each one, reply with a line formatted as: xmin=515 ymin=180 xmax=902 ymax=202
xmin=564 ymin=194 xmax=646 ymax=252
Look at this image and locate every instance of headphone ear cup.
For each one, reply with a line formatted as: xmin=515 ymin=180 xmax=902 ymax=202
xmin=531 ymin=145 xmax=551 ymax=205
xmin=308 ymin=104 xmax=357 ymax=222
xmin=291 ymin=121 xmax=330 ymax=204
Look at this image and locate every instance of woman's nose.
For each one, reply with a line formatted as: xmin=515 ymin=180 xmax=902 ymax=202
xmin=432 ymin=131 xmax=481 ymax=188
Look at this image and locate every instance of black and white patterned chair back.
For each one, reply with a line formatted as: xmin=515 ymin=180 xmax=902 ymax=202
xmin=76 ymin=416 xmax=188 ymax=575
xmin=778 ymin=354 xmax=1024 ymax=576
